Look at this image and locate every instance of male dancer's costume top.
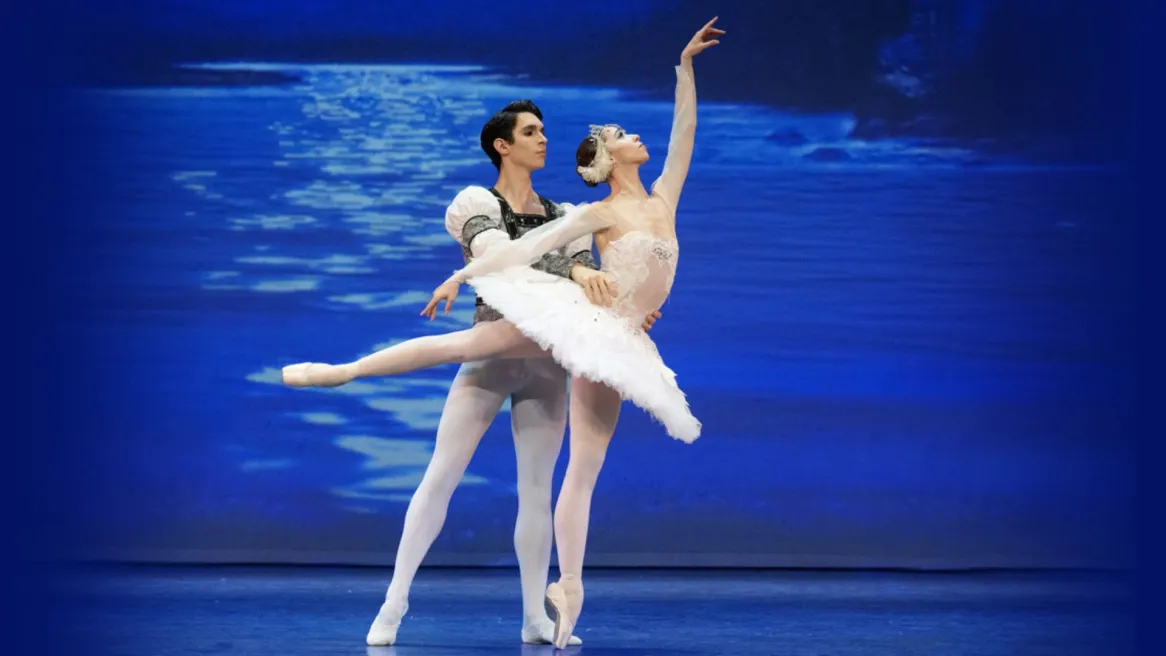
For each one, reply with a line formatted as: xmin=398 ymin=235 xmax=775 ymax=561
xmin=445 ymin=186 xmax=597 ymax=324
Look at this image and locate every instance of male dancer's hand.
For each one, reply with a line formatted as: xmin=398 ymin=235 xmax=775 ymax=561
xmin=642 ymin=310 xmax=662 ymax=332
xmin=571 ymin=265 xmax=617 ymax=307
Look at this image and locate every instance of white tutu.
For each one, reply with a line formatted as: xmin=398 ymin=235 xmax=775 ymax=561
xmin=469 ymin=266 xmax=700 ymax=443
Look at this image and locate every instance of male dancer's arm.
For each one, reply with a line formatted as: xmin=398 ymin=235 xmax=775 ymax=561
xmin=445 ymin=186 xmax=511 ymax=261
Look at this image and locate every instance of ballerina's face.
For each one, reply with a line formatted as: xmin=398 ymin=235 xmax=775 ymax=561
xmin=601 ymin=125 xmax=649 ymax=166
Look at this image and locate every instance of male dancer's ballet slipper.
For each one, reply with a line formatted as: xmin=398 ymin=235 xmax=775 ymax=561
xmin=366 ymin=597 xmax=408 ymax=646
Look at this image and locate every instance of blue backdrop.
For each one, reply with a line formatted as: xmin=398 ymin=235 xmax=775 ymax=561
xmin=65 ymin=0 xmax=1135 ymax=569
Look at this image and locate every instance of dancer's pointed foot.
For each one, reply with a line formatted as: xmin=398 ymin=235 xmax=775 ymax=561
xmin=521 ymin=617 xmax=582 ymax=646
xmin=544 ymin=576 xmax=584 ymax=649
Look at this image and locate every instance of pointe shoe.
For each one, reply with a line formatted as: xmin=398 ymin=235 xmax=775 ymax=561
xmin=281 ymin=362 xmax=354 ymax=388
xmin=521 ymin=619 xmax=583 ymax=646
xmin=366 ymin=598 xmax=407 ymax=646
xmin=544 ymin=578 xmax=583 ymax=649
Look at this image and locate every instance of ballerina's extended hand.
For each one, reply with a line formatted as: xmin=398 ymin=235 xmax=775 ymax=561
xmin=683 ymin=16 xmax=724 ymax=60
xmin=421 ymin=279 xmax=461 ymax=320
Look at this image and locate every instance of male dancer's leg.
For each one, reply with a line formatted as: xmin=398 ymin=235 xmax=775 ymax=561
xmin=509 ymin=360 xmax=581 ymax=646
xmin=366 ymin=359 xmax=516 ymax=646
xmin=285 ymin=320 xmax=544 ymax=388
xmin=544 ymin=376 xmax=622 ymax=649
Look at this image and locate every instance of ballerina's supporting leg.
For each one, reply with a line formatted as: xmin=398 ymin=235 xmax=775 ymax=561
xmin=282 ymin=319 xmax=545 ymax=387
xmin=544 ymin=376 xmax=621 ymax=649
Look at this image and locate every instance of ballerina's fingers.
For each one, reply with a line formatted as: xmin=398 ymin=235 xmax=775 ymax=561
xmin=420 ymin=296 xmax=441 ymax=320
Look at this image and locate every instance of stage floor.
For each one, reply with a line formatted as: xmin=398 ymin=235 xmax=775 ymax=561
xmin=66 ymin=565 xmax=1132 ymax=655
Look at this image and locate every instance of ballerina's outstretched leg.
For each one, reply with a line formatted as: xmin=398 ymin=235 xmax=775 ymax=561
xmin=282 ymin=320 xmax=545 ymax=387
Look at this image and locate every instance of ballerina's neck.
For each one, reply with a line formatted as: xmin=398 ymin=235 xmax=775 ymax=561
xmin=609 ymin=190 xmax=650 ymax=202
xmin=606 ymin=169 xmax=648 ymax=199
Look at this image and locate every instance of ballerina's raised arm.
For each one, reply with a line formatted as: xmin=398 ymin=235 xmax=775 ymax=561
xmin=650 ymin=17 xmax=723 ymax=216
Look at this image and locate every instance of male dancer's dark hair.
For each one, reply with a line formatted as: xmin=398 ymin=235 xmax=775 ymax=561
xmin=479 ymin=99 xmax=544 ymax=170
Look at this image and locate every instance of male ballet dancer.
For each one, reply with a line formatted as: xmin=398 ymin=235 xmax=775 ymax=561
xmin=365 ymin=99 xmax=660 ymax=646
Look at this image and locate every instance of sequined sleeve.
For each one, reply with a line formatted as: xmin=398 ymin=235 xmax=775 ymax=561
xmin=462 ymin=216 xmax=509 ymax=256
xmin=569 ymin=248 xmax=598 ymax=270
xmin=531 ymin=252 xmax=575 ymax=278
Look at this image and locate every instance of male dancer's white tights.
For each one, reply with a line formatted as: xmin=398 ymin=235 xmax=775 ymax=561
xmin=366 ymin=355 xmax=573 ymax=645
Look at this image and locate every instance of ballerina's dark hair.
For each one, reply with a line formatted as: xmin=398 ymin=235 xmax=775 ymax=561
xmin=574 ymin=135 xmax=602 ymax=188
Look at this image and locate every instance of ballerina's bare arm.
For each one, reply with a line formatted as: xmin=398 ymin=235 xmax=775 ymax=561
xmin=651 ymin=18 xmax=723 ymax=217
xmin=452 ymin=203 xmax=616 ymax=283
xmin=422 ymin=204 xmax=617 ymax=318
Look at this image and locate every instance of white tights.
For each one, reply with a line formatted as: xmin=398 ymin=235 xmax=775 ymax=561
xmin=353 ymin=320 xmax=546 ymax=380
xmin=350 ymin=322 xmax=622 ymax=586
xmin=314 ymin=321 xmax=620 ymax=636
xmin=554 ymin=376 xmax=621 ymax=582
xmin=382 ymin=355 xmax=568 ymax=627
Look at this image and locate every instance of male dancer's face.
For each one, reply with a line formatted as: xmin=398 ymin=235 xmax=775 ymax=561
xmin=499 ymin=112 xmax=547 ymax=172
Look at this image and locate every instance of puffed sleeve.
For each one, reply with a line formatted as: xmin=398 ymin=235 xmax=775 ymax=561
xmin=444 ymin=186 xmax=509 ymax=257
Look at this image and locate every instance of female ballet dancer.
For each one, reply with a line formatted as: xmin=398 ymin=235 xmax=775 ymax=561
xmin=283 ymin=17 xmax=722 ymax=647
